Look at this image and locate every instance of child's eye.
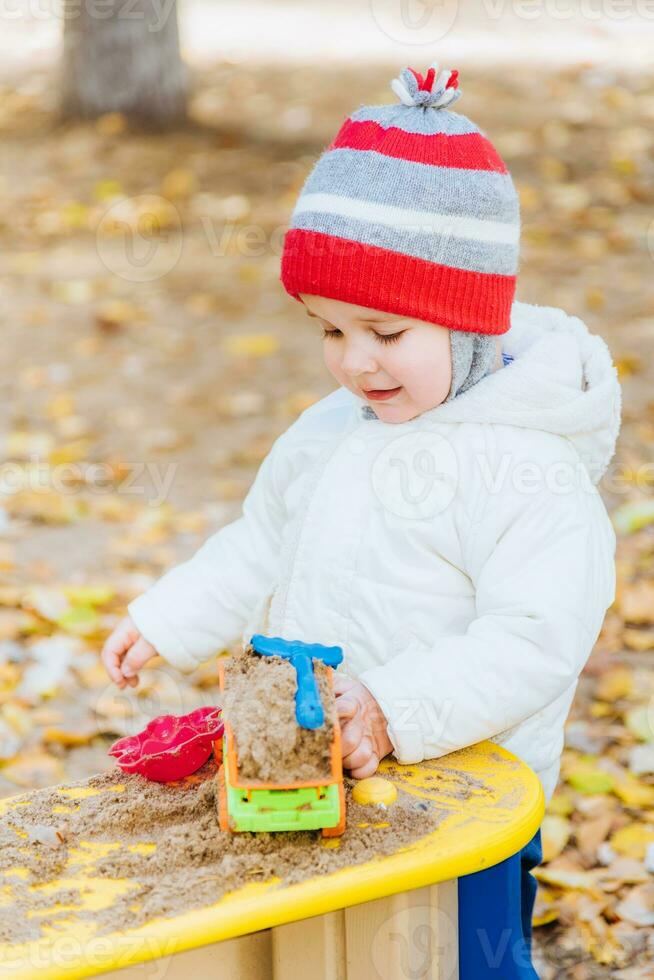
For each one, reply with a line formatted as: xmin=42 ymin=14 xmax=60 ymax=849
xmin=320 ymin=327 xmax=404 ymax=345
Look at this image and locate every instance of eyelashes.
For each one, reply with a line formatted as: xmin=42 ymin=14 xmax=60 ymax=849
xmin=321 ymin=328 xmax=403 ymax=345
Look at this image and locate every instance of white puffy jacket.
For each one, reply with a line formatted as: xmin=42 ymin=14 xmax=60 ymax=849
xmin=129 ymin=300 xmax=622 ymax=803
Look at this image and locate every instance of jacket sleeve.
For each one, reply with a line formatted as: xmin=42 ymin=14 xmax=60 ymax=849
xmin=127 ymin=430 xmax=290 ymax=672
xmin=357 ymin=433 xmax=617 ymax=765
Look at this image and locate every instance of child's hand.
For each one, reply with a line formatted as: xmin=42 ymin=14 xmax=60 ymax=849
xmin=101 ymin=615 xmax=158 ymax=689
xmin=334 ymin=674 xmax=394 ymax=779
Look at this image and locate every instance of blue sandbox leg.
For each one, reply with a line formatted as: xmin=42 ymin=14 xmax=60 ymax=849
xmin=457 ymin=827 xmax=543 ymax=979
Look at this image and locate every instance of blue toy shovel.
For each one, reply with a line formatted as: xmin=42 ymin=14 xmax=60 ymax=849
xmin=249 ymin=634 xmax=343 ymax=730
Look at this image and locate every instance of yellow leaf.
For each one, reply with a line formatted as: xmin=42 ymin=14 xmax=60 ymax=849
xmin=532 ymin=906 xmax=559 ymax=927
xmin=541 ymin=814 xmax=571 ymax=863
xmin=585 ymin=287 xmax=605 ymax=311
xmin=615 ymin=354 xmax=643 ymax=379
xmin=2 ymin=702 xmax=33 ymax=736
xmin=534 ymin=866 xmax=602 ymax=891
xmin=7 ymin=490 xmax=88 ymax=524
xmin=223 ymin=333 xmax=280 ymax=357
xmin=161 ymin=168 xmax=197 ymax=200
xmin=51 ymin=280 xmax=95 ymax=305
xmin=1 ymin=749 xmax=65 ymax=788
xmin=0 ymin=586 xmax=23 ymax=606
xmin=48 ymin=439 xmax=91 ymax=466
xmin=613 ymin=773 xmax=654 ymax=808
xmin=590 ymin=702 xmax=613 ymax=718
xmin=619 ymin=580 xmax=654 ymax=625
xmin=62 ymin=585 xmax=114 ymax=607
xmin=0 ymin=663 xmax=20 ymax=700
xmin=236 ymin=264 xmax=262 ymax=284
xmin=55 ymin=605 xmax=100 ymax=637
xmin=612 ymin=499 xmax=654 ymax=535
xmin=566 ymin=762 xmax=615 ymax=795
xmin=623 ymin=627 xmax=654 ymax=652
xmin=42 ymin=722 xmax=98 ymax=747
xmin=547 ymin=791 xmax=575 ymax=817
xmin=610 ymin=822 xmax=654 ymax=860
xmin=595 ymin=666 xmax=633 ymax=701
xmin=44 ymin=393 xmax=75 ymax=420
xmin=624 ymin=706 xmax=654 ymax=743
xmin=0 ymin=608 xmax=41 ymax=640
xmin=93 ymin=178 xmax=123 ymax=201
xmin=6 ymin=430 xmax=54 ymax=458
xmin=0 ymin=542 xmax=15 ymax=571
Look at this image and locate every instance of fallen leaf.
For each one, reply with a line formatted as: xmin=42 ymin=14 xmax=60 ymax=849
xmin=541 ymin=813 xmax=572 ymax=862
xmin=595 ymin=665 xmax=633 ymax=702
xmin=25 ymin=823 xmax=68 ymax=848
xmin=223 ymin=333 xmax=280 ymax=357
xmin=614 ymin=882 xmax=654 ymax=927
xmin=624 ymin=706 xmax=654 ymax=743
xmin=610 ymin=822 xmax=654 ymax=860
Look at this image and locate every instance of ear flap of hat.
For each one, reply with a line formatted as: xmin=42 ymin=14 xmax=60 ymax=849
xmin=446 ymin=331 xmax=498 ymax=401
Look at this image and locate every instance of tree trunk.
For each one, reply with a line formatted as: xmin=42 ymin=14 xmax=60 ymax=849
xmin=61 ymin=0 xmax=187 ymax=129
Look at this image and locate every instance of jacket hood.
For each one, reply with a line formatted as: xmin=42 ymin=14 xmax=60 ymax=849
xmin=351 ymin=300 xmax=622 ymax=485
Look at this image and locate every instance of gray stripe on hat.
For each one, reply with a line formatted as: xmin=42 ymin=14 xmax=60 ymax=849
xmin=349 ymin=105 xmax=482 ymax=137
xmin=290 ymin=211 xmax=519 ymax=276
xmin=302 ymin=148 xmax=519 ymax=225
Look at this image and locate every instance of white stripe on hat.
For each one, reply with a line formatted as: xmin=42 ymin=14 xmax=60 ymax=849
xmin=293 ymin=193 xmax=520 ymax=247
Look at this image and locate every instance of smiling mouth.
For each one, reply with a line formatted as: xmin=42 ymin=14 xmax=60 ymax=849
xmin=362 ymin=386 xmax=403 ymax=400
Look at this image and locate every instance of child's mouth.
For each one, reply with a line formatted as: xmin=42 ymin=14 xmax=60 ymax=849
xmin=363 ymin=386 xmax=402 ymax=401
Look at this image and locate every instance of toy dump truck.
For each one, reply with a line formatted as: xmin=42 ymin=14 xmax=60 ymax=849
xmin=215 ymin=634 xmax=346 ymax=836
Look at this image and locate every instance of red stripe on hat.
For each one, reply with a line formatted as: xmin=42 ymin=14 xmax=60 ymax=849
xmin=280 ymin=229 xmax=515 ymax=335
xmin=329 ymin=119 xmax=508 ymax=173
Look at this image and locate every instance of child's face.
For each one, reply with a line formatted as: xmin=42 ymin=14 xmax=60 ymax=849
xmin=299 ymin=294 xmax=453 ymax=423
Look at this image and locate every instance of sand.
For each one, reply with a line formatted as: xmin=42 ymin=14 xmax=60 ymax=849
xmin=221 ymin=645 xmax=335 ymax=783
xmin=0 ymin=756 xmax=441 ymax=945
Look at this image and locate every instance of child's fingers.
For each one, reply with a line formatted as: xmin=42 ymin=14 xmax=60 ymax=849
xmin=101 ymin=634 xmax=131 ymax=686
xmin=343 ymin=735 xmax=377 ymax=779
xmin=335 ymin=694 xmax=360 ymax=723
xmin=349 ymin=751 xmax=380 ymax=781
xmin=121 ymin=637 xmax=156 ymax=679
xmin=340 ymin=717 xmax=363 ymax=757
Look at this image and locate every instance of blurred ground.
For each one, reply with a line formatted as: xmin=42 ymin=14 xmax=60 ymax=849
xmin=1 ymin=4 xmax=654 ymax=976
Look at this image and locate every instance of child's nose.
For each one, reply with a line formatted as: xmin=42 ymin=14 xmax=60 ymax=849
xmin=341 ymin=340 xmax=377 ymax=377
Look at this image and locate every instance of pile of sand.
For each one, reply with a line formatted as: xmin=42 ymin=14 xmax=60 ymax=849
xmin=221 ymin=645 xmax=335 ymax=783
xmin=0 ymin=757 xmax=439 ymax=943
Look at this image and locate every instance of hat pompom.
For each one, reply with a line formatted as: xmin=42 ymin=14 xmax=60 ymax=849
xmin=390 ymin=63 xmax=461 ymax=110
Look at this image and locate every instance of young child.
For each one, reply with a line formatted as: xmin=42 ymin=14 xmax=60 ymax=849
xmin=102 ymin=63 xmax=621 ymax=974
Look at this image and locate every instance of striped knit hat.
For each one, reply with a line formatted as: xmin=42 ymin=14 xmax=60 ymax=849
xmin=280 ymin=63 xmax=520 ymax=335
